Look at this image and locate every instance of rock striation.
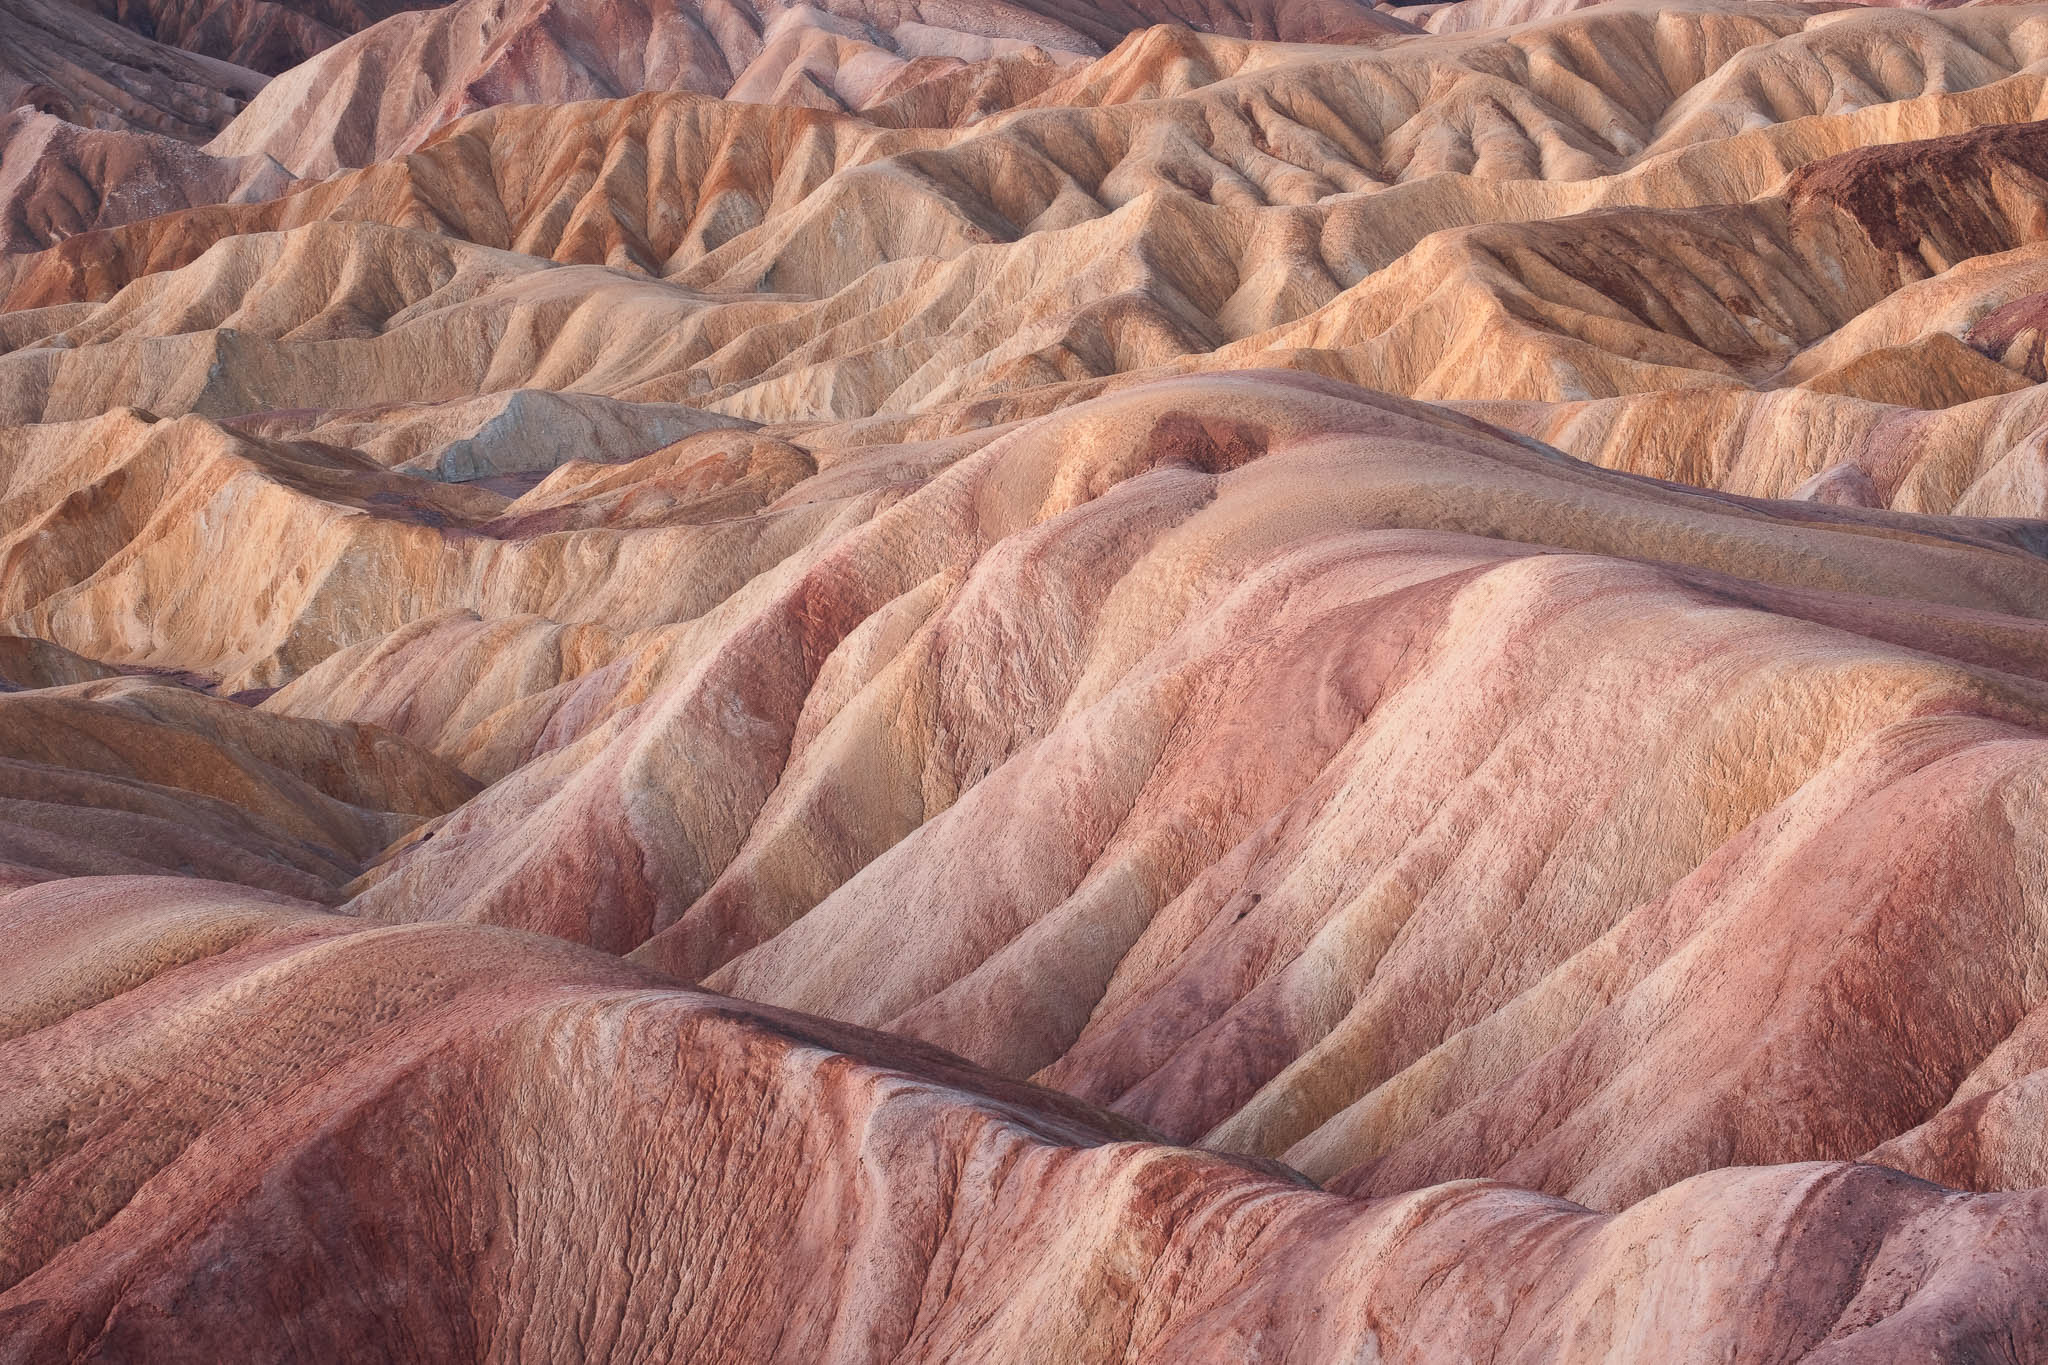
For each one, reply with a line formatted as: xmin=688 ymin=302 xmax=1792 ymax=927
xmin=200 ymin=0 xmax=1415 ymax=178
xmin=0 ymin=108 xmax=292 ymax=253
xmin=0 ymin=0 xmax=267 ymax=140
xmin=6 ymin=880 xmax=2048 ymax=1362
xmin=12 ymin=0 xmax=2048 ymax=1358
xmin=64 ymin=0 xmax=449 ymax=75
xmin=15 ymin=4 xmax=2048 ymax=515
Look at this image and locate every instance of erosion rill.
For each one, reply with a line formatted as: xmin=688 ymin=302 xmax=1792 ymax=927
xmin=8 ymin=0 xmax=2048 ymax=1360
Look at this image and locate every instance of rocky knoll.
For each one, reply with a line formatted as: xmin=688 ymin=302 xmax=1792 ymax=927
xmin=12 ymin=0 xmax=2048 ymax=1359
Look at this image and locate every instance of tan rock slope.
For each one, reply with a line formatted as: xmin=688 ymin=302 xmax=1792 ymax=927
xmin=202 ymin=0 xmax=1414 ymax=178
xmin=13 ymin=0 xmax=2048 ymax=1357
xmin=16 ymin=2 xmax=2048 ymax=511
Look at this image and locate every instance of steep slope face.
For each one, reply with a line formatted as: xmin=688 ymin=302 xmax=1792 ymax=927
xmin=14 ymin=5 xmax=2048 ymax=519
xmin=0 ymin=109 xmax=292 ymax=253
xmin=0 ymin=0 xmax=267 ymax=141
xmin=6 ymin=879 xmax=2048 ymax=1363
xmin=293 ymin=374 xmax=2048 ymax=1211
xmin=0 ymin=396 xmax=479 ymax=890
xmin=1462 ymin=380 xmax=2048 ymax=518
xmin=17 ymin=364 xmax=2048 ymax=1214
xmin=16 ymin=0 xmax=2048 ymax=1355
xmin=202 ymin=0 xmax=1412 ymax=178
xmin=0 ymin=676 xmax=475 ymax=895
xmin=14 ymin=87 xmax=2048 ymax=415
xmin=177 ymin=1 xmax=1926 ymax=237
xmin=62 ymin=0 xmax=449 ymax=75
xmin=0 ymin=635 xmax=117 ymax=690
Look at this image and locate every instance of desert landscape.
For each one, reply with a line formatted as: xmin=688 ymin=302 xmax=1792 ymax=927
xmin=7 ymin=0 xmax=2048 ymax=1357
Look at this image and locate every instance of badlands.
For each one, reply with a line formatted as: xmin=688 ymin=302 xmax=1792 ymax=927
xmin=12 ymin=0 xmax=2048 ymax=1357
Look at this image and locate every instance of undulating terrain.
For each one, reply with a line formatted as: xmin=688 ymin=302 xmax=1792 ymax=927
xmin=10 ymin=0 xmax=2048 ymax=1358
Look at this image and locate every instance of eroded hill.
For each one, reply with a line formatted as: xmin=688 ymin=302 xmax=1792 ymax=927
xmin=9 ymin=0 xmax=2048 ymax=1360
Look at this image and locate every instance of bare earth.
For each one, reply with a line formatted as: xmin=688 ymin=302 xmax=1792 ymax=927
xmin=9 ymin=0 xmax=2048 ymax=1359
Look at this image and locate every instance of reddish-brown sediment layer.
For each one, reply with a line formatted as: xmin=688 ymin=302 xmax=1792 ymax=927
xmin=13 ymin=0 xmax=2048 ymax=1356
xmin=6 ymin=879 xmax=2048 ymax=1363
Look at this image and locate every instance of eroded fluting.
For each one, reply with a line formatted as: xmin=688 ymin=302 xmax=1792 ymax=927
xmin=11 ymin=0 xmax=2048 ymax=1359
